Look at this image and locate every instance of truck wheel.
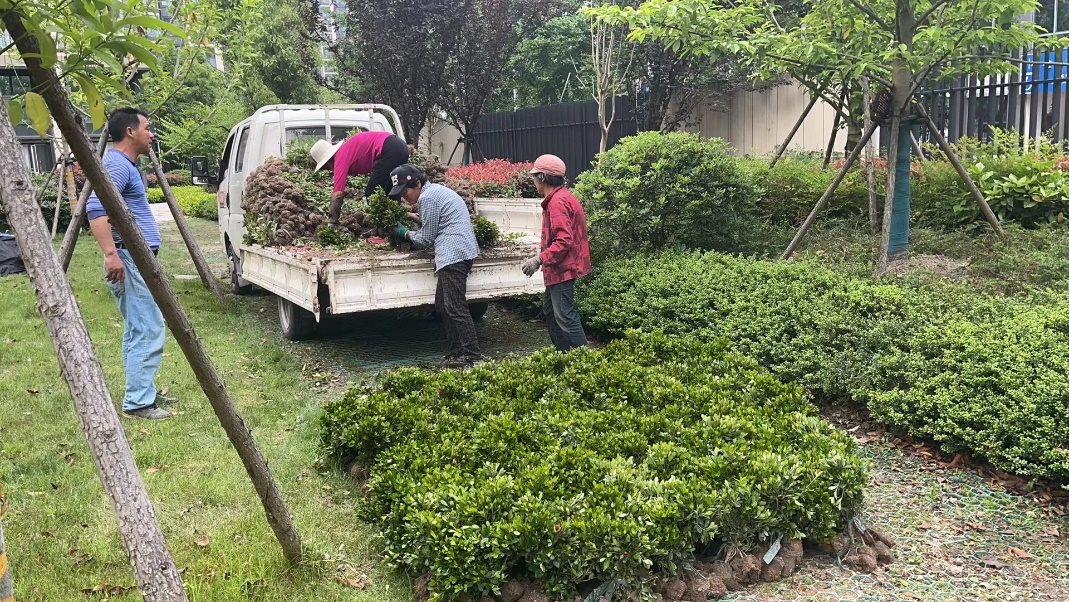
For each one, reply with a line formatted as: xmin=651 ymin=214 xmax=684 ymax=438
xmin=228 ymin=248 xmax=252 ymax=296
xmin=468 ymin=301 xmax=490 ymax=321
xmin=278 ymin=296 xmax=316 ymax=340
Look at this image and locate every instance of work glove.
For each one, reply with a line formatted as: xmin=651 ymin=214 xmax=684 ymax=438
xmin=521 ymin=255 xmax=542 ymax=277
xmin=391 ymin=225 xmax=410 ymax=246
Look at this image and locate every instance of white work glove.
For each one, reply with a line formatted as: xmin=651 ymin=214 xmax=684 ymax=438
xmin=521 ymin=255 xmax=542 ymax=277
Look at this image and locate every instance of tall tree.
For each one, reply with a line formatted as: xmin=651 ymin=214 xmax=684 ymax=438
xmin=492 ymin=13 xmax=594 ymax=111
xmin=336 ymin=0 xmax=473 ymax=142
xmin=592 ymin=0 xmax=1035 ymax=266
xmin=441 ymin=0 xmax=552 ymax=162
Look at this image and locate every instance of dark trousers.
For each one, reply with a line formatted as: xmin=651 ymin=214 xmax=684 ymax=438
xmin=544 ymin=279 xmax=588 ymax=352
xmin=436 ymin=259 xmax=480 ymax=360
xmin=365 ymin=135 xmax=410 ymax=198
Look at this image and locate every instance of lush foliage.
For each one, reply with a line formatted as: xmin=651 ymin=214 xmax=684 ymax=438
xmin=366 ymin=189 xmax=408 ymax=231
xmin=472 ymin=215 xmax=501 ymax=248
xmin=173 ymin=186 xmax=218 ymax=219
xmin=445 ymin=159 xmax=537 ymax=198
xmin=574 ymin=132 xmax=765 ymax=261
xmin=579 ymin=251 xmax=1069 ymax=483
xmin=491 ymin=13 xmax=594 ymax=110
xmin=320 ymin=331 xmax=869 ymax=599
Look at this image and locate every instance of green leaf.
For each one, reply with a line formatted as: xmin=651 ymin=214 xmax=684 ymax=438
xmin=20 ymin=18 xmax=58 ymax=68
xmin=6 ymin=97 xmax=23 ymax=128
xmin=104 ymin=40 xmax=159 ymax=71
xmin=116 ymin=15 xmax=188 ymax=40
xmin=24 ymin=92 xmax=50 ymax=137
xmin=73 ymin=74 xmax=106 ymax=131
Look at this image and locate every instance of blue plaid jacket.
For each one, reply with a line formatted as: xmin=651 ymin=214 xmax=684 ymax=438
xmin=409 ymin=183 xmax=480 ymax=272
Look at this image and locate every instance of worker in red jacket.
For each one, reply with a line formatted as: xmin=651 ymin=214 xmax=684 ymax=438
xmin=310 ymin=130 xmax=410 ymax=225
xmin=521 ymin=154 xmax=592 ymax=351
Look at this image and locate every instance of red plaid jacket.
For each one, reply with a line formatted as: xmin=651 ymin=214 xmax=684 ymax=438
xmin=539 ymin=187 xmax=591 ymax=286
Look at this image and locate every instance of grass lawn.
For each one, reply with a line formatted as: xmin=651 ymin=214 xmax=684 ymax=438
xmin=0 ymin=217 xmax=411 ymax=601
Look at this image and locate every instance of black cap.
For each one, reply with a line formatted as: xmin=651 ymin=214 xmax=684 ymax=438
xmin=388 ymin=164 xmax=425 ymax=199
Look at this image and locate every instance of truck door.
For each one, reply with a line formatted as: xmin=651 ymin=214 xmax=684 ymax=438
xmin=226 ymin=125 xmax=251 ymax=244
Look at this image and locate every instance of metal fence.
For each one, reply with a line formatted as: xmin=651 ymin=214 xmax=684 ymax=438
xmin=916 ymin=49 xmax=1069 ymax=146
xmin=472 ymin=97 xmax=637 ymax=176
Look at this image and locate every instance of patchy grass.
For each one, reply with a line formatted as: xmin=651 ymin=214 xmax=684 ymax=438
xmin=0 ymin=219 xmax=412 ymax=601
xmin=783 ymin=218 xmax=1069 ymax=297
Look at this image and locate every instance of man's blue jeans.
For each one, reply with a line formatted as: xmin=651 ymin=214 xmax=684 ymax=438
xmin=107 ymin=250 xmax=165 ymax=412
xmin=543 ymin=278 xmax=588 ymax=352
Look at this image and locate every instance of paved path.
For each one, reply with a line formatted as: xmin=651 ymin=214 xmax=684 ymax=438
xmin=150 ymin=202 xmax=174 ymax=223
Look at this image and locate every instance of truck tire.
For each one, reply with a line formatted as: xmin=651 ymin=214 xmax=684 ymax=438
xmin=468 ymin=301 xmax=489 ymax=321
xmin=278 ymin=296 xmax=316 ymax=340
xmin=228 ymin=247 xmax=253 ymax=296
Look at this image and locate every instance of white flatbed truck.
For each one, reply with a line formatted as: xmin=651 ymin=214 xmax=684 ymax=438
xmin=214 ymin=104 xmax=545 ymax=340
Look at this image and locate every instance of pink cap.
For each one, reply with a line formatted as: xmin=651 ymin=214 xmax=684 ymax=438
xmin=530 ymin=154 xmax=566 ymax=177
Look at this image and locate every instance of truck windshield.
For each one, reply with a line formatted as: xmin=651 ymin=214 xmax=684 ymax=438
xmin=285 ymin=127 xmax=363 ymax=145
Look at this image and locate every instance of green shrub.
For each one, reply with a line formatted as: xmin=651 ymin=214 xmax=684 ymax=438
xmin=171 ymin=186 xmax=217 ymax=220
xmin=575 ymin=132 xmax=765 ymax=261
xmin=147 ymin=188 xmax=165 ymax=203
xmin=320 ymin=331 xmax=869 ymax=599
xmin=472 ymin=215 xmax=501 ymax=248
xmin=579 ymin=251 xmax=1069 ymax=483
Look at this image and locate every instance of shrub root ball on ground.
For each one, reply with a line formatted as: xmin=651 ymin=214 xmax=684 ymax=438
xmin=320 ymin=331 xmax=880 ymax=600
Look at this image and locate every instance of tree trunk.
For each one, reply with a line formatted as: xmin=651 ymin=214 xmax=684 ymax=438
xmin=59 ymin=132 xmax=109 ymax=271
xmin=861 ymin=78 xmax=879 ymax=234
xmin=877 ymin=114 xmax=902 ymax=274
xmin=0 ymin=98 xmax=188 ymax=602
xmin=770 ymin=90 xmax=820 ymax=168
xmin=4 ymin=12 xmax=305 ymax=566
xmin=779 ymin=121 xmax=879 ymax=259
xmin=920 ymin=109 xmax=1005 ymax=235
xmin=51 ymin=159 xmax=65 ymax=239
xmin=148 ymin=148 xmax=225 ymax=302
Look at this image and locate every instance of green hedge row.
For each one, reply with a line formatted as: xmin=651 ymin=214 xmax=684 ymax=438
xmin=578 ymin=252 xmax=1069 ymax=483
xmin=320 ymin=332 xmax=869 ymax=599
xmin=146 ymin=186 xmax=217 ymax=219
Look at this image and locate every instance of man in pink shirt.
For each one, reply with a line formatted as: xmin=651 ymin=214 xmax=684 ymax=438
xmin=310 ymin=130 xmax=410 ymax=224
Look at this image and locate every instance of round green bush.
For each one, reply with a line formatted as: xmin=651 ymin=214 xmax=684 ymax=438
xmin=574 ymin=132 xmax=765 ymax=261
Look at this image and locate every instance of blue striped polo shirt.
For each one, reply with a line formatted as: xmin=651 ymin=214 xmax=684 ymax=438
xmin=86 ymin=149 xmax=161 ymax=249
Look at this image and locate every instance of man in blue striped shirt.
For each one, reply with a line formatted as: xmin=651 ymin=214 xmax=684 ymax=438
xmin=87 ymin=108 xmax=172 ymax=420
xmin=390 ymin=164 xmax=482 ymax=368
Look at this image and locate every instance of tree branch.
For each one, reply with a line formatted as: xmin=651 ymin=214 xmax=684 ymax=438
xmin=915 ymin=0 xmax=955 ymax=28
xmin=845 ymin=0 xmax=890 ymax=31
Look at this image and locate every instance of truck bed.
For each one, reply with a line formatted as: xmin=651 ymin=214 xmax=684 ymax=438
xmin=239 ymin=235 xmax=544 ymax=318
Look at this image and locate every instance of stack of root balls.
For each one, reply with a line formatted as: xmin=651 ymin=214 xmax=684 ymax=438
xmin=242 ymin=145 xmax=470 ymax=248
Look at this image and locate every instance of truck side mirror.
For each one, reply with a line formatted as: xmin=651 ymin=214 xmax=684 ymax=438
xmin=191 ymin=156 xmax=210 ymax=185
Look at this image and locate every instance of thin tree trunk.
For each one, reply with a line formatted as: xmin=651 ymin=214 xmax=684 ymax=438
xmin=5 ymin=12 xmax=305 ymax=565
xmin=823 ymin=92 xmax=846 ymax=170
xmin=148 ymin=148 xmax=225 ymax=302
xmin=51 ymin=160 xmax=65 ymax=239
xmin=920 ymin=109 xmax=1005 ymax=235
xmin=861 ymin=79 xmax=879 ymax=234
xmin=64 ymin=146 xmax=77 ymax=213
xmin=877 ymin=114 xmax=902 ymax=275
xmin=59 ymin=132 xmax=108 ymax=271
xmin=770 ymin=90 xmax=821 ymax=168
xmin=779 ymin=121 xmax=880 ymax=259
xmin=0 ymin=100 xmax=188 ymax=602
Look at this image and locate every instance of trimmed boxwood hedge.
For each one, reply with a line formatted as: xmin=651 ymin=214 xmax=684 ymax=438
xmin=578 ymin=252 xmax=1069 ymax=483
xmin=320 ymin=331 xmax=869 ymax=599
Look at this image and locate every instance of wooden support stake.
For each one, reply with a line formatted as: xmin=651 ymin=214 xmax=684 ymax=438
xmin=51 ymin=160 xmax=65 ymax=239
xmin=770 ymin=90 xmax=821 ymax=168
xmin=148 ymin=148 xmax=225 ymax=302
xmin=919 ymin=108 xmax=1005 ymax=235
xmin=877 ymin=114 xmax=902 ymax=275
xmin=910 ymin=131 xmax=926 ymax=162
xmin=780 ymin=121 xmax=880 ymax=260
xmin=861 ymin=78 xmax=879 ymax=235
xmin=58 ymin=132 xmax=108 ymax=271
xmin=823 ymin=93 xmax=846 ymax=169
